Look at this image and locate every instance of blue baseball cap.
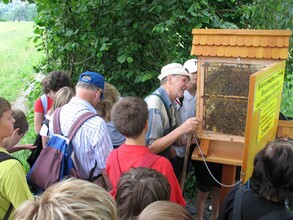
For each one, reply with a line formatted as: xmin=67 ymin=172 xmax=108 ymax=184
xmin=79 ymin=71 xmax=104 ymax=99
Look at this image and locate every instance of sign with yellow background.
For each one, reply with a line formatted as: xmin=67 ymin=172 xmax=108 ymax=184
xmin=254 ymin=69 xmax=284 ymax=112
xmin=242 ymin=61 xmax=285 ymax=183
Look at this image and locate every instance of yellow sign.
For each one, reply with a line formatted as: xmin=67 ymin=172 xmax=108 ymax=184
xmin=257 ymin=98 xmax=277 ymax=142
xmin=254 ymin=69 xmax=284 ymax=112
xmin=242 ymin=61 xmax=286 ymax=183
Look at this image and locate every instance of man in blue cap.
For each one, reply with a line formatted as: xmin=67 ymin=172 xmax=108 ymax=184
xmin=49 ymin=71 xmax=113 ymax=180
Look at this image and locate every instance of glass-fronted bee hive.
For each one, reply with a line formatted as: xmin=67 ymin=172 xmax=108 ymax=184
xmin=197 ymin=58 xmax=271 ymax=142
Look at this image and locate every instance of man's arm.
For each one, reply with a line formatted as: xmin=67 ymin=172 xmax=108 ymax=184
xmin=148 ymin=117 xmax=199 ymax=154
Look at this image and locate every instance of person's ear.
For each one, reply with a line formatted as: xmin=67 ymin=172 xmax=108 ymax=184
xmin=13 ymin=128 xmax=20 ymax=136
xmin=144 ymin=120 xmax=148 ymax=132
xmin=167 ymin=75 xmax=173 ymax=85
xmin=98 ymin=89 xmax=103 ymax=98
xmin=96 ymin=89 xmax=103 ymax=100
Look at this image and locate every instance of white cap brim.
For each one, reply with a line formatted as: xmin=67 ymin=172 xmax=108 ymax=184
xmin=158 ymin=63 xmax=190 ymax=81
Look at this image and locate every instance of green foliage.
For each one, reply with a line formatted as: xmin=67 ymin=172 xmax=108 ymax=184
xmin=184 ymin=169 xmax=197 ymax=197
xmin=31 ymin=0 xmax=244 ymax=97
xmin=239 ymin=0 xmax=293 ymax=117
xmin=12 ymin=150 xmax=31 ymax=173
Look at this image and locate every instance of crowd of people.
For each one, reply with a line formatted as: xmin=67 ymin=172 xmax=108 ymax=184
xmin=0 ymin=61 xmax=292 ymax=220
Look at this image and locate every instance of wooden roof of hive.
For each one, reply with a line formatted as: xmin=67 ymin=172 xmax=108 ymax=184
xmin=191 ymin=29 xmax=292 ymax=60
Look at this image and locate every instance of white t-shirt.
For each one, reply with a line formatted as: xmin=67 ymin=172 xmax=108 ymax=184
xmin=39 ymin=114 xmax=51 ymax=137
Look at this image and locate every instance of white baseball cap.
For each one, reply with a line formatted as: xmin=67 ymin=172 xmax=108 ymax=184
xmin=183 ymin=59 xmax=198 ymax=74
xmin=158 ymin=63 xmax=190 ymax=81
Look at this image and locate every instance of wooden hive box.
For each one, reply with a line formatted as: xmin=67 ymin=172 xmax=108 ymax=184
xmin=190 ymin=29 xmax=292 ymax=183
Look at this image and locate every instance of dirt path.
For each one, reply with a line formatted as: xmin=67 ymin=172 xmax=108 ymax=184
xmin=12 ymin=73 xmax=43 ymax=113
xmin=12 ymin=91 xmax=29 ymax=112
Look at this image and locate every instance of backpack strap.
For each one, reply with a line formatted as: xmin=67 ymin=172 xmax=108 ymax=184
xmin=232 ymin=187 xmax=249 ymax=220
xmin=151 ymin=93 xmax=172 ymax=133
xmin=258 ymin=208 xmax=293 ymax=220
xmin=40 ymin=94 xmax=48 ymax=116
xmin=0 ymin=152 xmax=19 ymax=220
xmin=53 ymin=107 xmax=62 ymax=134
xmin=3 ymin=203 xmax=13 ymax=220
xmin=52 ymin=107 xmax=97 ymax=138
xmin=0 ymin=152 xmax=16 ymax=162
xmin=113 ymin=149 xmax=122 ymax=183
xmin=67 ymin=112 xmax=97 ymax=141
xmin=139 ymin=153 xmax=160 ymax=167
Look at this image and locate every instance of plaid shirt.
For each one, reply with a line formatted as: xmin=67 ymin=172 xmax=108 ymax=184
xmin=145 ymin=86 xmax=178 ymax=156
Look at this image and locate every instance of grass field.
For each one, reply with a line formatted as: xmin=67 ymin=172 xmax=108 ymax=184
xmin=0 ymin=21 xmax=41 ymax=103
xmin=0 ymin=21 xmax=42 ymax=172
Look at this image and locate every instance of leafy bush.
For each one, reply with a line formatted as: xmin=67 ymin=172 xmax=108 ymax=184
xmin=31 ymin=0 xmax=243 ymax=97
xmin=239 ymin=0 xmax=293 ymax=117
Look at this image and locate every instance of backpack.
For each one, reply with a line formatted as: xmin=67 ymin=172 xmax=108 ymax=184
xmin=26 ymin=94 xmax=49 ymax=168
xmin=27 ymin=107 xmax=97 ymax=193
xmin=0 ymin=152 xmax=20 ymax=220
xmin=26 ymin=118 xmax=49 ymax=168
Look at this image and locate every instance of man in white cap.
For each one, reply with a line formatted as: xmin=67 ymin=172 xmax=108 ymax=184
xmin=174 ymin=59 xmax=198 ymax=178
xmin=145 ymin=63 xmax=199 ymax=178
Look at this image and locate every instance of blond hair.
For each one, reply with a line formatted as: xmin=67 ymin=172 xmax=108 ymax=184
xmin=14 ymin=178 xmax=117 ymax=220
xmin=137 ymin=201 xmax=193 ymax=220
xmin=96 ymin=83 xmax=120 ymax=122
xmin=50 ymin=86 xmax=75 ymax=114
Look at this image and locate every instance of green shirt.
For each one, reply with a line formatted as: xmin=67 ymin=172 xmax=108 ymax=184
xmin=0 ymin=147 xmax=32 ymax=219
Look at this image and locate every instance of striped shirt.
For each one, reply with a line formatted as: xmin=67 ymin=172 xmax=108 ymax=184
xmin=49 ymin=97 xmax=113 ymax=179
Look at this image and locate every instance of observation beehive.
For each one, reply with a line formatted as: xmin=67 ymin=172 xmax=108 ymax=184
xmin=191 ymin=29 xmax=291 ymax=185
xmin=192 ymin=29 xmax=291 ymax=143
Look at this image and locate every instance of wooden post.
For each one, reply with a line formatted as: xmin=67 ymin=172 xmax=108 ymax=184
xmin=219 ymin=165 xmax=236 ymax=206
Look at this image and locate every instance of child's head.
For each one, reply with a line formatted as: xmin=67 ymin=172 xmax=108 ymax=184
xmin=50 ymin=86 xmax=75 ymax=114
xmin=116 ymin=167 xmax=171 ymax=220
xmin=251 ymin=138 xmax=293 ymax=205
xmin=3 ymin=109 xmax=28 ymax=148
xmin=41 ymin=70 xmax=71 ymax=95
xmin=12 ymin=109 xmax=28 ymax=136
xmin=0 ymin=97 xmax=11 ymax=118
xmin=111 ymin=96 xmax=148 ymax=139
xmin=15 ymin=178 xmax=117 ymax=220
xmin=0 ymin=97 xmax=15 ymax=141
xmin=137 ymin=201 xmax=193 ymax=220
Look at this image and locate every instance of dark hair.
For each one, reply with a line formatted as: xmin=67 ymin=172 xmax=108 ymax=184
xmin=0 ymin=97 xmax=11 ymax=118
xmin=12 ymin=109 xmax=29 ymax=135
xmin=116 ymin=167 xmax=171 ymax=220
xmin=251 ymin=139 xmax=293 ymax=205
xmin=111 ymin=96 xmax=148 ymax=139
xmin=42 ymin=70 xmax=70 ymax=94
